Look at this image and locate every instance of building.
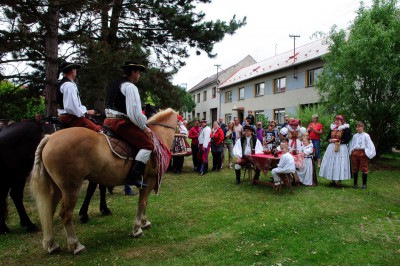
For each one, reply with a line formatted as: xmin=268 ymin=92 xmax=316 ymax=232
xmin=185 ymin=55 xmax=256 ymax=123
xmin=218 ymin=39 xmax=328 ymax=125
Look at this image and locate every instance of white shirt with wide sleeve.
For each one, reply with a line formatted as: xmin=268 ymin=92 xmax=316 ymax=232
xmin=121 ymin=82 xmax=147 ymax=130
xmin=198 ymin=126 xmax=211 ymax=147
xmin=349 ymin=132 xmax=376 ymax=159
xmin=299 ymin=143 xmax=314 ymax=156
xmin=58 ymin=81 xmax=87 ymax=117
xmin=276 ymin=152 xmax=296 ymax=173
xmin=233 ymin=136 xmax=263 ymax=158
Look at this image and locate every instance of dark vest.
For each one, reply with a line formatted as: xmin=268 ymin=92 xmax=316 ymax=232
xmin=105 ymin=77 xmax=132 ymax=114
xmin=56 ymin=77 xmax=72 ymax=109
xmin=240 ymin=135 xmax=258 ymax=155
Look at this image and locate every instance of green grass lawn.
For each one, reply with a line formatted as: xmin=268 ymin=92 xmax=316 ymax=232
xmin=1 ymin=155 xmax=400 ymax=265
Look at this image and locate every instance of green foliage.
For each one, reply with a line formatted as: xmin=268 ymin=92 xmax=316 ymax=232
xmin=1 ymin=1 xmax=246 ymax=114
xmin=316 ymin=0 xmax=400 ymax=156
xmin=0 ymin=80 xmax=44 ymax=121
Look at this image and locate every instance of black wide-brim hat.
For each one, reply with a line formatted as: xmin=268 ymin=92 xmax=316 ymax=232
xmin=120 ymin=61 xmax=146 ymax=72
xmin=59 ymin=62 xmax=81 ymax=73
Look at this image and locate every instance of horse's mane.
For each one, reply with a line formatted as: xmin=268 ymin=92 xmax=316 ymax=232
xmin=147 ymin=108 xmax=176 ymax=123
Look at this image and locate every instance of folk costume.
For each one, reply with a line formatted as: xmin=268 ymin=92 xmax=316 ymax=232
xmin=188 ymin=124 xmax=200 ymax=171
xmin=198 ymin=120 xmax=211 ymax=175
xmin=57 ymin=62 xmax=102 ymax=132
xmin=171 ymin=119 xmax=189 ymax=174
xmin=297 ymin=142 xmax=317 ymax=186
xmin=103 ymin=62 xmax=151 ymax=188
xmin=349 ymin=130 xmax=376 ymax=189
xmin=271 ymin=151 xmax=296 ymax=185
xmin=319 ymin=115 xmax=352 ymax=184
xmin=210 ymin=126 xmax=225 ymax=171
xmin=286 ymin=119 xmax=302 ymax=152
xmin=232 ymin=125 xmax=263 ymax=184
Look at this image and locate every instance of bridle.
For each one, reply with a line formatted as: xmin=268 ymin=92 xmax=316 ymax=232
xmin=147 ymin=121 xmax=176 ymax=131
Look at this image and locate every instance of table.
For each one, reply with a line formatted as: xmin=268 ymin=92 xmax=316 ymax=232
xmin=249 ymin=152 xmax=304 ymax=187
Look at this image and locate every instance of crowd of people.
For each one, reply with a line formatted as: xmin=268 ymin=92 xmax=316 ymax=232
xmin=176 ymin=110 xmax=376 ymax=190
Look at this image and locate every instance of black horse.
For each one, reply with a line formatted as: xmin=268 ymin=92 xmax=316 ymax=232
xmin=0 ymin=119 xmax=111 ymax=233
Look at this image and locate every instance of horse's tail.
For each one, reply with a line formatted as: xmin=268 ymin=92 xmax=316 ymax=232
xmin=30 ymin=135 xmax=59 ymax=246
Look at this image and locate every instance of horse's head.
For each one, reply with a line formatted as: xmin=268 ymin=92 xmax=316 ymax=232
xmin=147 ymin=108 xmax=178 ymax=147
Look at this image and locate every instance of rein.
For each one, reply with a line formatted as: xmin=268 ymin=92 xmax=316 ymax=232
xmin=147 ymin=121 xmax=176 ymax=130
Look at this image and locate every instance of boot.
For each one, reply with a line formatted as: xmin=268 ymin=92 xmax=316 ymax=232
xmin=127 ymin=161 xmax=148 ymax=188
xmin=253 ymin=169 xmax=260 ymax=181
xmin=362 ymin=173 xmax=367 ymax=189
xmin=124 ymin=185 xmax=135 ymax=196
xmin=235 ymin=169 xmax=241 ymax=184
xmin=200 ymin=163 xmax=208 ymax=175
xmin=353 ymin=172 xmax=358 ymax=189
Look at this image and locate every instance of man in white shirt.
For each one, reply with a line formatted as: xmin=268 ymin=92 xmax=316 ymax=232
xmin=233 ymin=125 xmax=263 ymax=184
xmin=198 ymin=119 xmax=211 ymax=175
xmin=57 ymin=62 xmax=102 ymax=132
xmin=271 ymin=143 xmax=296 ymax=188
xmin=348 ymin=121 xmax=376 ymax=189
xmin=103 ymin=61 xmax=152 ymax=188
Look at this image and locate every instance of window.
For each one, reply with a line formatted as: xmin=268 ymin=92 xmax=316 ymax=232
xmin=307 ymin=67 xmax=323 ymax=87
xmin=197 ymin=93 xmax=200 ymax=103
xmin=197 ymin=113 xmax=200 ymax=119
xmin=212 ymin=87 xmax=217 ymax=98
xmin=193 ymin=95 xmax=196 ymax=103
xmin=188 ymin=114 xmax=191 ymax=121
xmin=274 ymin=77 xmax=286 ymax=93
xmin=203 ymin=91 xmax=207 ymax=101
xmin=203 ymin=112 xmax=206 ymax=120
xmin=239 ymin=87 xmax=245 ymax=100
xmin=255 ymin=83 xmax=265 ymax=96
xmin=225 ymin=114 xmax=232 ymax=123
xmin=274 ymin=108 xmax=286 ymax=125
xmin=225 ymin=91 xmax=232 ymax=103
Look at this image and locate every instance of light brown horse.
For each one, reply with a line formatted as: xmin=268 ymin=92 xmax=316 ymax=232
xmin=30 ymin=108 xmax=177 ymax=254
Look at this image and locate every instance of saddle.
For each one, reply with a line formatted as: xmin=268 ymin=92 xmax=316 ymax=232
xmin=102 ymin=126 xmax=135 ymax=160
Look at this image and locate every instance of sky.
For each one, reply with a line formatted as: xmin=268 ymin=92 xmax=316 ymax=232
xmin=172 ymin=0 xmax=373 ymax=90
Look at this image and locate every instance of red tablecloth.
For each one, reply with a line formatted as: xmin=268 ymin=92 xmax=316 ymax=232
xmin=249 ymin=152 xmax=305 ymax=176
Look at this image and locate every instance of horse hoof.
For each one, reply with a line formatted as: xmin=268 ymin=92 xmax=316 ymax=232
xmin=101 ymin=208 xmax=112 ymax=216
xmin=74 ymin=244 xmax=86 ymax=255
xmin=48 ymin=243 xmax=61 ymax=254
xmin=26 ymin=224 xmax=39 ymax=233
xmin=142 ymin=221 xmax=151 ymax=230
xmin=132 ymin=228 xmax=143 ymax=238
xmin=79 ymin=214 xmax=89 ymax=224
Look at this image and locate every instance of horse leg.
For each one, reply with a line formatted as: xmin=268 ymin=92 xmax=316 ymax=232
xmin=99 ymin=185 xmax=112 ymax=216
xmin=0 ymin=185 xmax=10 ymax=234
xmin=9 ymin=180 xmax=38 ymax=233
xmin=78 ymin=181 xmax=97 ymax=224
xmin=59 ymin=190 xmax=85 ymax=255
xmin=132 ymin=178 xmax=155 ymax=238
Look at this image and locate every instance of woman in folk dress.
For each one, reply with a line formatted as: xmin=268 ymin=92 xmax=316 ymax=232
xmin=319 ymin=114 xmax=352 ymax=188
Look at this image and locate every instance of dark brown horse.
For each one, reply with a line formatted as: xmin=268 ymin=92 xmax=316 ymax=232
xmin=30 ymin=108 xmax=177 ymax=254
xmin=0 ymin=119 xmax=111 ymax=234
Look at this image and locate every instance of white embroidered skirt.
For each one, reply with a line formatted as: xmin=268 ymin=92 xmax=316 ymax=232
xmin=319 ymin=143 xmax=351 ymax=181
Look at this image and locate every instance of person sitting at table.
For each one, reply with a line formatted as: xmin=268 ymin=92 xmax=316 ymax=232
xmin=271 ymin=143 xmax=296 ymax=189
xmin=297 ymin=137 xmax=317 ymax=186
xmin=233 ymin=125 xmax=263 ymax=185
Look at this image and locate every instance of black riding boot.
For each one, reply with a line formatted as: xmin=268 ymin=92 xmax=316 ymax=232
xmin=362 ymin=173 xmax=367 ymax=189
xmin=235 ymin=169 xmax=241 ymax=184
xmin=127 ymin=161 xmax=148 ymax=188
xmin=353 ymin=172 xmax=358 ymax=189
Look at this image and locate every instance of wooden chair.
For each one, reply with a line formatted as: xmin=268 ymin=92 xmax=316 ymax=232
xmin=242 ymin=162 xmax=255 ymax=182
xmin=275 ymin=172 xmax=297 ymax=193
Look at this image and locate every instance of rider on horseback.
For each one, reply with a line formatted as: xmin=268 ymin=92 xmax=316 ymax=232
xmin=56 ymin=62 xmax=102 ymax=132
xmin=103 ymin=61 xmax=152 ymax=188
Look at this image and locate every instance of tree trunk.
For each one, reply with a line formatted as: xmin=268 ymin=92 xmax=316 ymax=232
xmin=44 ymin=0 xmax=60 ymax=117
